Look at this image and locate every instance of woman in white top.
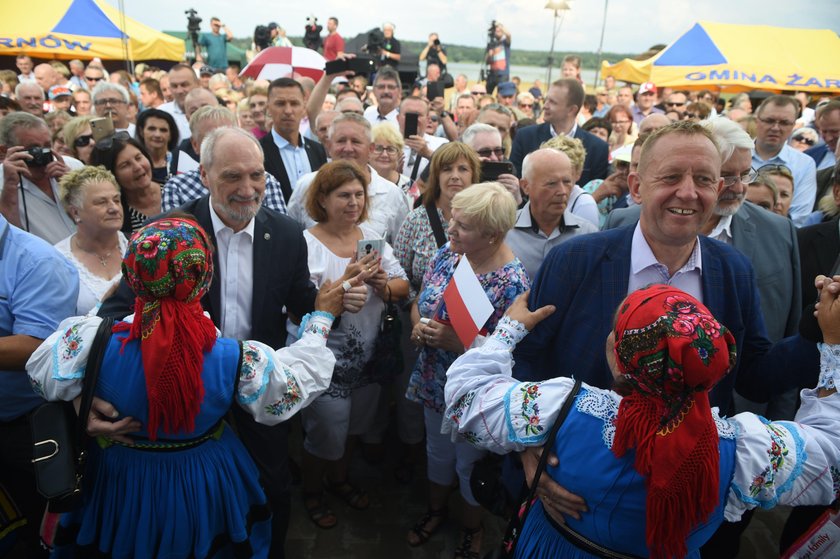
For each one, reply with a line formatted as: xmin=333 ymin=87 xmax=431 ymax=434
xmin=55 ymin=166 xmax=127 ymax=315
xmin=294 ymin=160 xmax=409 ymax=529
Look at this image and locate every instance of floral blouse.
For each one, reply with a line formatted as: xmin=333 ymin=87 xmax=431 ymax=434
xmin=443 ymin=316 xmax=840 ymax=519
xmin=393 ymin=205 xmax=448 ymax=299
xmin=405 ymin=244 xmax=530 ymax=413
xmin=27 ymin=313 xmax=337 ymax=426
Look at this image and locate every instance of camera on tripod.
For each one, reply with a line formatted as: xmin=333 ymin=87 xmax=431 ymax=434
xmin=185 ymin=9 xmax=202 ymax=34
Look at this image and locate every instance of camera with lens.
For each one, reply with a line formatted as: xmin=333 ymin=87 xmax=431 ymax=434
xmin=365 ymin=28 xmax=385 ymax=55
xmin=487 ymin=20 xmax=498 ymax=42
xmin=185 ymin=9 xmax=202 ymax=34
xmin=25 ymin=147 xmax=53 ymax=167
xmin=433 ymin=38 xmax=441 ymax=47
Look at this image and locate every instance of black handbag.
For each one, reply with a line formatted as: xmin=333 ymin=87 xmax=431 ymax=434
xmin=482 ymin=379 xmax=582 ymax=559
xmin=364 ymin=285 xmax=404 ymax=384
xmin=30 ymin=317 xmax=114 ymax=513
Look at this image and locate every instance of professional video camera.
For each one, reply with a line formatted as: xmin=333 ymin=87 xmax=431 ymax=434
xmin=479 ymin=20 xmax=499 ymax=82
xmin=303 ymin=15 xmax=323 ymax=51
xmin=364 ymin=28 xmax=385 ymax=55
xmin=185 ymin=9 xmax=202 ymax=63
xmin=487 ymin=20 xmax=498 ymax=42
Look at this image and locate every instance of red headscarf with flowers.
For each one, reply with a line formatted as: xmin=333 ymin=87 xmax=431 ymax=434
xmin=611 ymin=285 xmax=737 ymax=559
xmin=117 ymin=217 xmax=217 ymax=440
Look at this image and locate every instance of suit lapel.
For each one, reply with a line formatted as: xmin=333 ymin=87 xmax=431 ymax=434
xmin=816 ymin=220 xmax=840 ymax=272
xmin=303 ymin=137 xmax=322 ymax=170
xmin=263 ymin=135 xmax=292 ymax=200
xmin=251 ymin=210 xmax=271 ymax=330
xmin=194 ymin=197 xmax=222 ymax=324
xmin=730 ymin=210 xmax=756 ymax=262
xmin=699 ymin=237 xmax=725 ymax=318
xmin=538 ymin=123 xmax=552 ymax=145
xmin=601 ymin=228 xmax=633 ymax=326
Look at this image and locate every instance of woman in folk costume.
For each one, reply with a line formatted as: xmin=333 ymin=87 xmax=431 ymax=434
xmin=444 ymin=284 xmax=840 ymax=558
xmin=28 ymin=216 xmax=358 ymax=558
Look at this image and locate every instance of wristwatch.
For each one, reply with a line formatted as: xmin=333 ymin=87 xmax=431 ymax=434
xmin=440 ymin=111 xmax=451 ymax=119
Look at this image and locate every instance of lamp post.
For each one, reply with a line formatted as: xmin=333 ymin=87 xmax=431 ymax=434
xmin=545 ymin=0 xmax=571 ymax=86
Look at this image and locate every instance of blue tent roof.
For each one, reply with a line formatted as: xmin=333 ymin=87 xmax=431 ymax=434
xmin=653 ymin=23 xmax=726 ymax=67
xmin=51 ymin=0 xmax=127 ymax=39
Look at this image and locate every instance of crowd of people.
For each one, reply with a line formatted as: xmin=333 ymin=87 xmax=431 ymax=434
xmin=1 ymin=20 xmax=839 ymax=559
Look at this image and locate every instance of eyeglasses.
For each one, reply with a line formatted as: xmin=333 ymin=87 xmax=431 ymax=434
xmin=429 ymin=115 xmax=439 ymax=122
xmin=73 ymin=134 xmax=94 ymax=148
xmin=721 ymin=168 xmax=758 ymax=187
xmin=85 ymin=75 xmax=104 ymax=82
xmin=94 ymin=131 xmax=131 ymax=151
xmin=685 ymin=113 xmax=698 ymax=119
xmin=665 ymin=102 xmax=685 ymax=107
xmin=476 ymin=147 xmax=505 ymax=158
xmin=373 ymin=145 xmax=399 ymax=156
xmin=793 ymin=136 xmax=815 ymax=146
xmin=757 ymin=116 xmax=795 ymax=128
xmin=611 ymin=120 xmax=630 ymax=125
xmin=94 ymin=97 xmax=126 ymax=107
xmin=375 ymin=83 xmax=399 ymax=91
xmin=518 ymin=103 xmax=534 ymax=109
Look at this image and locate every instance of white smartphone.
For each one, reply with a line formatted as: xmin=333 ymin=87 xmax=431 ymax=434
xmin=357 ymin=238 xmax=384 ymax=258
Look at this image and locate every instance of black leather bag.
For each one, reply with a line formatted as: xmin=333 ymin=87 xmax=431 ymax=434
xmin=365 ymin=285 xmax=404 ymax=385
xmin=30 ymin=317 xmax=114 ymax=513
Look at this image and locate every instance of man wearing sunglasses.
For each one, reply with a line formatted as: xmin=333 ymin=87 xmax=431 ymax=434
xmin=83 ymin=65 xmax=105 ymax=89
xmin=664 ymin=91 xmax=688 ymax=119
xmin=752 ymin=95 xmax=818 ymax=226
xmin=462 ymin=122 xmax=520 ymax=205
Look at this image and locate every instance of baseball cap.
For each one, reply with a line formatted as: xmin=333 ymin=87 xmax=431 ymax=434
xmin=268 ymin=22 xmax=279 ymax=31
xmin=612 ymin=144 xmax=632 ymax=163
xmin=199 ymin=65 xmax=214 ymax=76
xmin=497 ymin=82 xmax=517 ymax=97
xmin=638 ymin=82 xmax=657 ymax=96
xmin=48 ymin=85 xmax=72 ymax=100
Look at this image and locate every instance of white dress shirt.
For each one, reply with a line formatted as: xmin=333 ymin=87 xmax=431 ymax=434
xmin=627 ymin=222 xmax=703 ymax=301
xmin=363 ymin=105 xmax=399 ymax=128
xmin=209 ymin=198 xmax=254 ymax=340
xmin=271 ymin=129 xmax=312 ymax=188
xmin=706 ymin=214 xmax=734 ymax=245
xmin=403 ymin=134 xmax=448 ymax=181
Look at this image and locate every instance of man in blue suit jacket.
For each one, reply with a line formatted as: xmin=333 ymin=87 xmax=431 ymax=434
xmin=511 ymin=121 xmax=808 ymax=558
xmin=804 ymin=100 xmax=839 ymax=172
xmin=509 ymin=78 xmax=609 ymax=186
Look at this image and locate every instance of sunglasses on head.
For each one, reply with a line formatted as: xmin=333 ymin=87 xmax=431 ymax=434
xmin=73 ymin=134 xmax=94 ymax=148
xmin=94 ymin=131 xmax=131 ymax=151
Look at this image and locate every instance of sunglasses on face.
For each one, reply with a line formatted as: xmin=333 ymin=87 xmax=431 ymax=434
xmin=94 ymin=131 xmax=131 ymax=151
xmin=793 ymin=136 xmax=815 ymax=146
xmin=476 ymin=147 xmax=505 ymax=158
xmin=73 ymin=134 xmax=94 ymax=148
xmin=85 ymin=76 xmax=104 ymax=82
xmin=519 ymin=103 xmax=534 ymax=109
xmin=665 ymin=102 xmax=685 ymax=107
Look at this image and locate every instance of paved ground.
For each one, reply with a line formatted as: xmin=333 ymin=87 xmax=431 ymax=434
xmin=284 ymin=414 xmax=788 ymax=559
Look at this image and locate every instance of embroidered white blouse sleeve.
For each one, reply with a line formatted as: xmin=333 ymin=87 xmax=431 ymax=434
xmin=26 ymin=315 xmax=103 ymax=402
xmin=723 ymin=343 xmax=840 ymax=521
xmin=443 ymin=315 xmax=579 ymax=453
xmin=236 ymin=313 xmax=336 ymax=425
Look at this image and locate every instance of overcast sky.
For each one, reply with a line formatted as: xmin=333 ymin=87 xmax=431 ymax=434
xmin=105 ymin=0 xmax=838 ymax=55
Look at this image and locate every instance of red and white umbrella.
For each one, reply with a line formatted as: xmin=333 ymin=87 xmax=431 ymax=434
xmin=240 ymin=46 xmax=325 ymax=82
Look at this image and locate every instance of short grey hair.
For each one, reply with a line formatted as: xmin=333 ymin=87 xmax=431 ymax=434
xmin=704 ymin=117 xmax=754 ymax=164
xmin=455 ymin=92 xmax=475 ymax=107
xmin=328 ymin=113 xmax=372 ymax=142
xmin=91 ymin=81 xmax=130 ymax=104
xmin=189 ymin=106 xmax=236 ymax=136
xmin=200 ymin=126 xmax=263 ymax=170
xmin=315 ymin=110 xmax=340 ymax=130
xmin=478 ymin=103 xmax=513 ymax=119
xmin=0 ymin=111 xmax=48 ymax=146
xmin=462 ymin=123 xmax=500 ymax=148
xmin=14 ymin=82 xmax=44 ymax=101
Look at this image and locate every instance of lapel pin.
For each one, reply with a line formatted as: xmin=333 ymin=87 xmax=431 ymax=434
xmin=264 ymin=233 xmax=271 ymax=241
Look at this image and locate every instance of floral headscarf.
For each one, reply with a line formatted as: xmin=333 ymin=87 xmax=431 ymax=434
xmin=117 ymin=217 xmax=217 ymax=439
xmin=611 ymin=285 xmax=737 ymax=559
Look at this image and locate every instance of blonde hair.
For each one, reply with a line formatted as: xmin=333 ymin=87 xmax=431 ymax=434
xmin=450 ymin=182 xmax=517 ymax=238
xmin=58 ymin=165 xmax=119 ymax=210
xmin=371 ymin=122 xmax=404 ymax=151
xmin=61 ymin=115 xmax=95 ymax=156
xmin=541 ymin=135 xmax=586 ymax=174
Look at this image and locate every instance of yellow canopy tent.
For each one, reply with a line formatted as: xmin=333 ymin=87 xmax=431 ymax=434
xmin=0 ymin=0 xmax=184 ymax=61
xmin=601 ymin=21 xmax=840 ymax=93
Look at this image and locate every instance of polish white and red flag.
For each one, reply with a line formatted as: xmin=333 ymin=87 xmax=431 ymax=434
xmin=239 ymin=46 xmax=325 ymax=82
xmin=443 ymin=256 xmax=494 ymax=348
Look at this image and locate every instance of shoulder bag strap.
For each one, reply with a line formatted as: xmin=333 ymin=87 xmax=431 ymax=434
xmin=75 ymin=317 xmax=114 ymax=445
xmin=521 ymin=379 xmax=583 ymax=518
xmin=425 ymin=202 xmax=447 ymax=249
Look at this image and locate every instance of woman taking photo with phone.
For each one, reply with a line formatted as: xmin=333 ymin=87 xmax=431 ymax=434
xmin=294 ymin=160 xmax=409 ymax=529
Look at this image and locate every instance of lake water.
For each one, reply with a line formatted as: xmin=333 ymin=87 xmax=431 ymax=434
xmin=442 ymin=61 xmax=600 ymax=88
